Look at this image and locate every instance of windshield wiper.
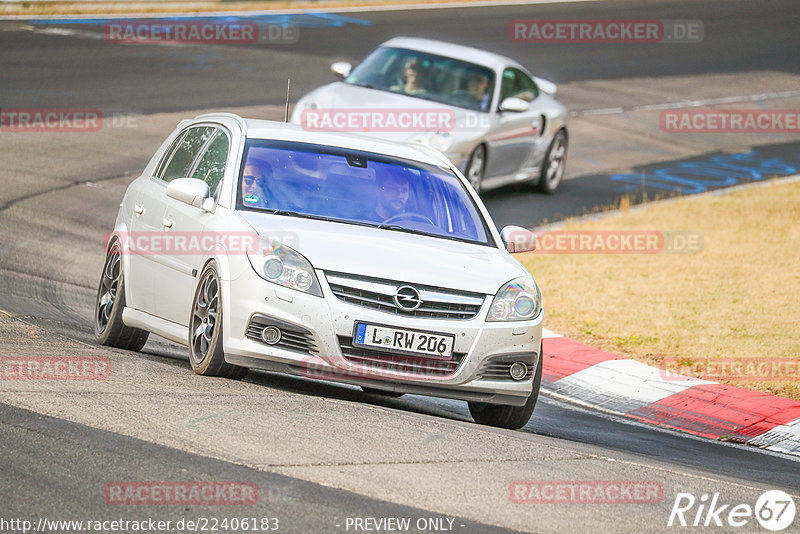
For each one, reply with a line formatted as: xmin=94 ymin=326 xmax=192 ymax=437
xmin=348 ymin=81 xmax=375 ymax=89
xmin=377 ymin=224 xmax=435 ymax=237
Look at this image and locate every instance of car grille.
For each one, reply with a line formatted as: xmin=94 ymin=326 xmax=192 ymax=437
xmin=246 ymin=314 xmax=318 ymax=355
xmin=338 ymin=336 xmax=466 ymax=377
xmin=325 ymin=271 xmax=485 ymax=320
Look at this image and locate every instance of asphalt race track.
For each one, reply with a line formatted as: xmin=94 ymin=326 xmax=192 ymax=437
xmin=1 ymin=0 xmax=799 ymax=532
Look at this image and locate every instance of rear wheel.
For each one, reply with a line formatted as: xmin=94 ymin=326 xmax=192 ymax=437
xmin=189 ymin=262 xmax=248 ymax=380
xmin=536 ymin=129 xmax=567 ymax=194
xmin=468 ymin=343 xmax=543 ymax=430
xmin=94 ymin=241 xmax=149 ymax=351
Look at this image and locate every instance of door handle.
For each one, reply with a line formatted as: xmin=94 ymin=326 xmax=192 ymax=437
xmin=134 ymin=204 xmax=144 ymax=215
xmin=162 ymin=217 xmax=174 ymax=229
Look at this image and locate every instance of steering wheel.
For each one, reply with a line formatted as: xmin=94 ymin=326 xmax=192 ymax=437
xmin=382 ymin=212 xmax=436 ymax=226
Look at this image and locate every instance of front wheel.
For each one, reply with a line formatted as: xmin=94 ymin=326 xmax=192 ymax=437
xmin=94 ymin=240 xmax=149 ymax=351
xmin=536 ymin=129 xmax=567 ymax=194
xmin=189 ymin=262 xmax=248 ymax=380
xmin=468 ymin=343 xmax=543 ymax=430
xmin=465 ymin=144 xmax=486 ymax=194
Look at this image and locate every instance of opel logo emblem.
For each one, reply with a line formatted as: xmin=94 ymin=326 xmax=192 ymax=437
xmin=393 ymin=285 xmax=422 ymax=312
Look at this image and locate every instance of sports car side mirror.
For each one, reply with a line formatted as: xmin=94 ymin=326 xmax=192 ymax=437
xmin=500 ymin=225 xmax=537 ymax=253
xmin=498 ymin=97 xmax=530 ymax=113
xmin=331 ymin=61 xmax=352 ymax=78
xmin=166 ymin=178 xmax=214 ymax=211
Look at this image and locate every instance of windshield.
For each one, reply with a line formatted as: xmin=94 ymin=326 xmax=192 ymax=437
xmin=237 ymin=140 xmax=493 ymax=246
xmin=345 ymin=47 xmax=496 ymax=113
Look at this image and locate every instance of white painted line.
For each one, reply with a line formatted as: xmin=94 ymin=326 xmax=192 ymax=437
xmin=573 ymin=89 xmax=800 ymax=117
xmin=0 ymin=0 xmax=605 ymax=21
xmin=549 ymin=359 xmax=712 ymax=415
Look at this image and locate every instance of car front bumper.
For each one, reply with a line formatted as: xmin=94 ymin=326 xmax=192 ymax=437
xmin=221 ymin=265 xmax=543 ymax=406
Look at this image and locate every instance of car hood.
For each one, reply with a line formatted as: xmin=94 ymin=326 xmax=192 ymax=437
xmin=240 ymin=211 xmax=526 ymax=295
xmin=294 ymin=82 xmax=485 ymax=143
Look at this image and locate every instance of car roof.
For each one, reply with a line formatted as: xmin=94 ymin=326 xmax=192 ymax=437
xmin=238 ymin=117 xmax=450 ymax=167
xmin=379 ymin=37 xmax=522 ymax=72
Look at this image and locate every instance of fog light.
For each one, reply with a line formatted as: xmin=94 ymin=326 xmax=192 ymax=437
xmin=261 ymin=326 xmax=282 ymax=345
xmin=509 ymin=361 xmax=528 ymax=381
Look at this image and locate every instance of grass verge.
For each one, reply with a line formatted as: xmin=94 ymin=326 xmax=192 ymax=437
xmin=520 ymin=178 xmax=800 ymax=400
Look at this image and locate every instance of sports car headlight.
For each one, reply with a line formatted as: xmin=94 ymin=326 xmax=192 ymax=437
xmin=429 ymin=131 xmax=454 ymax=152
xmin=487 ymin=276 xmax=542 ymax=322
xmin=247 ymin=239 xmax=323 ymax=297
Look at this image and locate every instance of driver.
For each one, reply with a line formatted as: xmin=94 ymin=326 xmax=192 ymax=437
xmin=372 ymin=172 xmax=410 ymax=222
xmin=465 ymin=72 xmax=490 ymax=111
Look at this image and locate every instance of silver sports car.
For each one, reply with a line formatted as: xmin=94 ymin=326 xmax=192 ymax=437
xmin=291 ymin=37 xmax=569 ymax=193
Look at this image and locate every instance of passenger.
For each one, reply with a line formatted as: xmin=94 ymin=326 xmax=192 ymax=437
xmin=391 ymin=58 xmax=428 ymax=96
xmin=241 ymin=162 xmax=272 ymax=208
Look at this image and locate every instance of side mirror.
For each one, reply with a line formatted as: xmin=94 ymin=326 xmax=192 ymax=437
xmin=498 ymin=97 xmax=530 ymax=113
xmin=331 ymin=61 xmax=352 ymax=79
xmin=500 ymin=225 xmax=537 ymax=253
xmin=166 ymin=178 xmax=213 ymax=211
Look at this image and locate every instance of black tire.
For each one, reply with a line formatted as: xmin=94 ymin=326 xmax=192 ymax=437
xmin=536 ymin=129 xmax=567 ymax=194
xmin=468 ymin=343 xmax=543 ymax=430
xmin=94 ymin=241 xmax=149 ymax=351
xmin=361 ymin=386 xmax=405 ymax=398
xmin=189 ymin=262 xmax=248 ymax=380
xmin=465 ymin=144 xmax=487 ymax=194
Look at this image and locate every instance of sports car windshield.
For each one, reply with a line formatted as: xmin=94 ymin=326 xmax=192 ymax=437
xmin=237 ymin=140 xmax=492 ymax=245
xmin=344 ymin=47 xmax=496 ymax=112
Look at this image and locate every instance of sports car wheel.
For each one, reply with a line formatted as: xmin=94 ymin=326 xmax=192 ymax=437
xmin=190 ymin=262 xmax=248 ymax=380
xmin=94 ymin=240 xmax=149 ymax=350
xmin=466 ymin=144 xmax=486 ymax=193
xmin=468 ymin=342 xmax=543 ymax=430
xmin=537 ymin=129 xmax=567 ymax=194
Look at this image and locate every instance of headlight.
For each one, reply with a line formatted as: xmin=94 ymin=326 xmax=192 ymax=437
xmin=429 ymin=131 xmax=454 ymax=152
xmin=247 ymin=238 xmax=323 ymax=297
xmin=487 ymin=276 xmax=542 ymax=322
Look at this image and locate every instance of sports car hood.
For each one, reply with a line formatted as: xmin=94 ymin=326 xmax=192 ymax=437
xmin=293 ymin=82 xmax=483 ymax=143
xmin=239 ymin=211 xmax=527 ymax=295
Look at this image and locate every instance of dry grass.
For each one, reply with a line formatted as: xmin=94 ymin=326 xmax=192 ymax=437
xmin=519 ymin=179 xmax=800 ymax=400
xmin=1 ymin=0 xmax=478 ymax=16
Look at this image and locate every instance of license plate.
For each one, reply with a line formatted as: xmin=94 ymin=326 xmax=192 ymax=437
xmin=353 ymin=323 xmax=454 ymax=359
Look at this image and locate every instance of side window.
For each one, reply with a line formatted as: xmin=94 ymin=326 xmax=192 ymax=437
xmin=160 ymin=126 xmax=215 ymax=182
xmin=191 ymin=131 xmax=229 ymax=196
xmin=154 ymin=130 xmax=187 ymax=179
xmin=500 ymin=68 xmax=539 ymax=103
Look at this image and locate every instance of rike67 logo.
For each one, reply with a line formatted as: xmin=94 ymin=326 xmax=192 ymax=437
xmin=668 ymin=490 xmax=796 ymax=531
